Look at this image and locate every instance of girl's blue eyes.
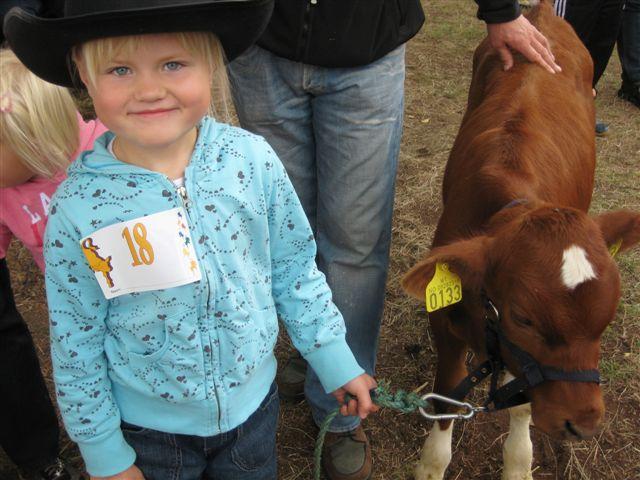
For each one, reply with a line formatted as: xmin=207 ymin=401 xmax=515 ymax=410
xmin=109 ymin=62 xmax=183 ymax=76
xmin=111 ymin=66 xmax=131 ymax=76
xmin=164 ymin=62 xmax=183 ymax=71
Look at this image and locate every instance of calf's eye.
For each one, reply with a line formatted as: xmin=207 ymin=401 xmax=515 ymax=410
xmin=513 ymin=315 xmax=533 ymax=327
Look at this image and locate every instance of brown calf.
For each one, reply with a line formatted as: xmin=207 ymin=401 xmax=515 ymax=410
xmin=401 ymin=2 xmax=640 ymax=479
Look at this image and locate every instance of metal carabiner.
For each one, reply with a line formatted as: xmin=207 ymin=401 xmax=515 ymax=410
xmin=418 ymin=393 xmax=486 ymax=421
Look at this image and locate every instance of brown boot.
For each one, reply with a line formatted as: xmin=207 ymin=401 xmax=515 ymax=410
xmin=322 ymin=425 xmax=372 ymax=480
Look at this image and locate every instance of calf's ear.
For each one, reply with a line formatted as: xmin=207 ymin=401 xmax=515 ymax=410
xmin=593 ymin=210 xmax=640 ymax=255
xmin=401 ymin=235 xmax=493 ymax=300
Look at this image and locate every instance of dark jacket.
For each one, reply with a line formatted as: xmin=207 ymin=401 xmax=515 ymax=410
xmin=475 ymin=0 xmax=522 ymax=24
xmin=257 ymin=0 xmax=521 ymax=68
xmin=257 ymin=0 xmax=425 ymax=68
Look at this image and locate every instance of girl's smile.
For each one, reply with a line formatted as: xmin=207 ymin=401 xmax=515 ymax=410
xmin=130 ymin=108 xmax=179 ymax=117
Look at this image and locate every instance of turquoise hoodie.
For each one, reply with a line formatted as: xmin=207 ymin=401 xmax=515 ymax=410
xmin=44 ymin=117 xmax=363 ymax=476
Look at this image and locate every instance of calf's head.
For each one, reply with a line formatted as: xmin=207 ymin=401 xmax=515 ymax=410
xmin=403 ymin=206 xmax=640 ymax=439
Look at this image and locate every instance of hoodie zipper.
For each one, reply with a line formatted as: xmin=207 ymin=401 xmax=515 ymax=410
xmin=174 ymin=178 xmax=222 ymax=432
xmin=176 ymin=185 xmax=191 ymax=212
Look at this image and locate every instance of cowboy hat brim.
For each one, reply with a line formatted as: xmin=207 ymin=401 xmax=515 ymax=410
xmin=3 ymin=0 xmax=274 ymax=87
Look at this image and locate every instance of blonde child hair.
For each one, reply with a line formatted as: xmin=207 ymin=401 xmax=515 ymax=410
xmin=72 ymin=31 xmax=231 ymax=122
xmin=0 ymin=48 xmax=79 ymax=178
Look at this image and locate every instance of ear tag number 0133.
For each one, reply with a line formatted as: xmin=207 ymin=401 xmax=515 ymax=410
xmin=425 ymin=262 xmax=462 ymax=312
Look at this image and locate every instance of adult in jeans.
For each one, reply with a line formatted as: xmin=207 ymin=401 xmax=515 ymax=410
xmin=229 ymin=1 xmax=560 ymax=478
xmin=618 ymin=0 xmax=640 ymax=107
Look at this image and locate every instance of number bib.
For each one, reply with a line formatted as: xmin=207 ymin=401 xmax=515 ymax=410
xmin=80 ymin=208 xmax=201 ymax=299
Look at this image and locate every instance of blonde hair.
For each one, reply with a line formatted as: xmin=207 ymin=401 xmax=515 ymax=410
xmin=0 ymin=48 xmax=79 ymax=178
xmin=73 ymin=32 xmax=231 ymax=121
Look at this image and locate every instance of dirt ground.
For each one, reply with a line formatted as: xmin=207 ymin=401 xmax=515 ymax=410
xmin=2 ymin=1 xmax=639 ymax=479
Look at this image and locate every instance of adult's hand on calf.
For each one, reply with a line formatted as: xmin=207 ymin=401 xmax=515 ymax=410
xmin=487 ymin=14 xmax=561 ymax=74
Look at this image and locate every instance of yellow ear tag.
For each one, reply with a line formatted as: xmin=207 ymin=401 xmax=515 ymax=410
xmin=425 ymin=262 xmax=463 ymax=312
xmin=609 ymin=238 xmax=623 ymax=258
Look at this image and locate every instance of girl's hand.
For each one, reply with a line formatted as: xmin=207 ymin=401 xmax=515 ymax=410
xmin=332 ymin=374 xmax=379 ymax=419
xmin=90 ymin=465 xmax=145 ymax=480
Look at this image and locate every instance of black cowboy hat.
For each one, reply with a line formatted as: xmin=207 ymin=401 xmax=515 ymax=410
xmin=3 ymin=0 xmax=274 ymax=87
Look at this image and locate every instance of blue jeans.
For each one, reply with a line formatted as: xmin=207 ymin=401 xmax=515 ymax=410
xmin=228 ymin=45 xmax=406 ymax=432
xmin=619 ymin=0 xmax=640 ymax=84
xmin=122 ymin=383 xmax=279 ymax=479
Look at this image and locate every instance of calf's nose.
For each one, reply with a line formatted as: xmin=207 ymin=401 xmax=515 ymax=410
xmin=564 ymin=407 xmax=603 ymax=440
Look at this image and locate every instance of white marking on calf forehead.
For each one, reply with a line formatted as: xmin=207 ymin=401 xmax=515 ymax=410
xmin=561 ymin=245 xmax=597 ymax=290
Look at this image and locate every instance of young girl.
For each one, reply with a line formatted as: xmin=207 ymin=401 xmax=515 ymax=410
xmin=0 ymin=47 xmax=105 ymax=480
xmin=5 ymin=2 xmax=378 ymax=479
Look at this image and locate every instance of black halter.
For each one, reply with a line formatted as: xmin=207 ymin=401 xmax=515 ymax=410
xmin=446 ymin=292 xmax=601 ymax=411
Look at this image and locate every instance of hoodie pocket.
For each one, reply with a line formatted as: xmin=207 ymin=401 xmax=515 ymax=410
xmin=126 ymin=311 xmax=206 ymax=403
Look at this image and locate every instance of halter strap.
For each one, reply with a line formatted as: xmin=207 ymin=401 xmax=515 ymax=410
xmin=444 ymin=293 xmax=600 ymax=412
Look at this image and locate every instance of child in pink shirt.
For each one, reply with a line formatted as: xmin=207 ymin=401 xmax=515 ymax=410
xmin=0 ymin=114 xmax=106 ymax=270
xmin=0 ymin=47 xmax=105 ymax=480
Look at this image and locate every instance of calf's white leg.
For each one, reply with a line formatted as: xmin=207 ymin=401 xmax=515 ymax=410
xmin=501 ymin=373 xmax=533 ymax=480
xmin=414 ymin=421 xmax=453 ymax=480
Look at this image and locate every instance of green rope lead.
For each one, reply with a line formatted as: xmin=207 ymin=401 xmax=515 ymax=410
xmin=313 ymin=408 xmax=340 ymax=480
xmin=313 ymin=381 xmax=430 ymax=480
